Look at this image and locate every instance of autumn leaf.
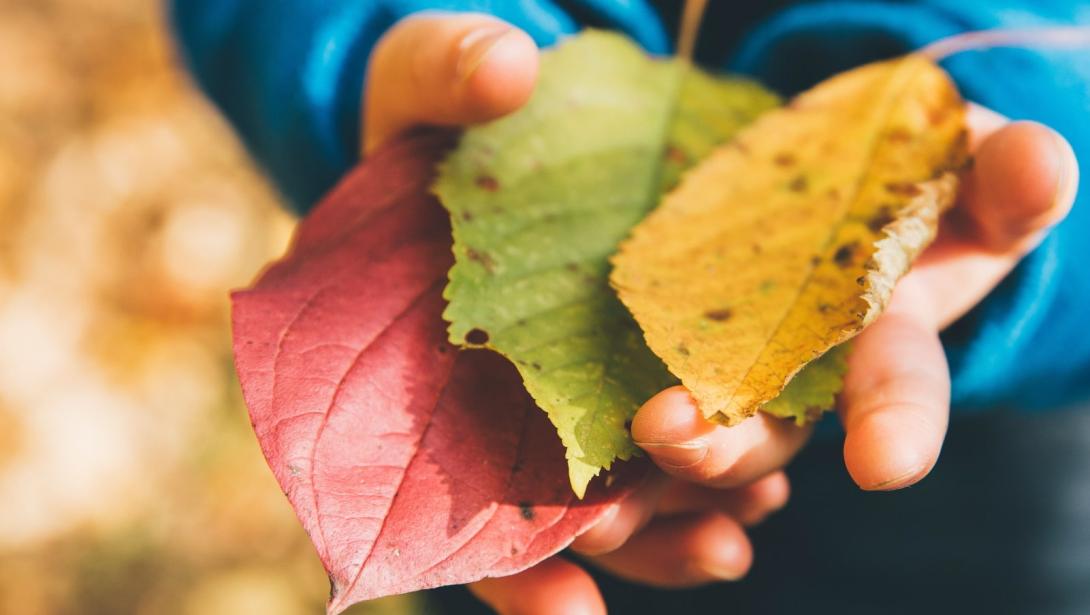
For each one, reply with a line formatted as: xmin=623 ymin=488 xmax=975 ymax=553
xmin=612 ymin=55 xmax=969 ymax=425
xmin=435 ymin=31 xmax=779 ymax=496
xmin=763 ymin=344 xmax=851 ymax=425
xmin=232 ymin=131 xmax=641 ymax=614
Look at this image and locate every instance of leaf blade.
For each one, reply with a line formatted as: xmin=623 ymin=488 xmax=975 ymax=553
xmin=612 ymin=55 xmax=968 ymax=424
xmin=232 ymin=131 xmax=640 ymax=613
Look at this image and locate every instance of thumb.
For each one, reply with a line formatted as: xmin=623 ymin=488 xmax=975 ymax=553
xmin=363 ymin=12 xmax=539 ymax=153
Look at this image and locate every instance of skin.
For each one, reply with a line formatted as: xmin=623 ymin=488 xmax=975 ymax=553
xmin=363 ymin=13 xmax=1080 ymax=615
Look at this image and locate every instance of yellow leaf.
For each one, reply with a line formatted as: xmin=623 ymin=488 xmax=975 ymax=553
xmin=611 ymin=55 xmax=969 ymax=424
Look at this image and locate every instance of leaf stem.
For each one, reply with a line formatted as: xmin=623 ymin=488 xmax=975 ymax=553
xmin=920 ymin=26 xmax=1090 ymax=61
xmin=677 ymin=0 xmax=709 ymax=62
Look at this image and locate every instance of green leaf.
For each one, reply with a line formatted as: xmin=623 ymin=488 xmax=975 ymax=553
xmin=764 ymin=344 xmax=851 ymax=426
xmin=434 ymin=31 xmax=779 ymax=496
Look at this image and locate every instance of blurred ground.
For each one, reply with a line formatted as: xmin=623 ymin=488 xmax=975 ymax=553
xmin=0 ymin=1 xmax=422 ymax=613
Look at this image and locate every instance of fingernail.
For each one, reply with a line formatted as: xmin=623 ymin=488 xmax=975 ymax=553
xmin=863 ymin=463 xmax=927 ymax=492
xmin=1051 ymin=128 xmax=1080 ymax=212
xmin=457 ymin=26 xmax=514 ymax=82
xmin=698 ymin=563 xmax=746 ymax=582
xmin=634 ymin=440 xmax=708 ymax=469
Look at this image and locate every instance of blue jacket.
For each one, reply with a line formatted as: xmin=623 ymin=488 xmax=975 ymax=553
xmin=171 ymin=0 xmax=1090 ymax=413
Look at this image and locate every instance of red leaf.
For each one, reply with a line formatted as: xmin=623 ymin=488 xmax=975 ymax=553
xmin=232 ymin=131 xmax=641 ymax=614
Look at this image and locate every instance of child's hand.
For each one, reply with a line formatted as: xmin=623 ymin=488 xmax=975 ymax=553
xmin=632 ymin=106 xmax=1078 ymax=494
xmin=365 ymin=13 xmax=1078 ymax=615
xmin=363 ymin=13 xmax=539 ymax=153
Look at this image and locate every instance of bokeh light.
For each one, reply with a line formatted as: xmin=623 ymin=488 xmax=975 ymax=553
xmin=0 ymin=1 xmax=424 ymax=613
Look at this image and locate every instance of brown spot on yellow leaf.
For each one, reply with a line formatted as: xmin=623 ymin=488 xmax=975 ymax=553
xmin=774 ymin=152 xmax=796 ymax=166
xmin=704 ymin=308 xmax=733 ymax=322
xmin=867 ymin=207 xmax=897 ymax=232
xmin=886 ymin=182 xmax=922 ymax=197
xmin=887 ymin=127 xmax=913 ymax=142
xmin=833 ymin=242 xmax=860 ymax=268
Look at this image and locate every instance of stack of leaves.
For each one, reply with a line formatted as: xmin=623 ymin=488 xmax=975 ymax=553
xmin=231 ymin=30 xmax=968 ymax=613
xmin=435 ymin=32 xmax=780 ymax=496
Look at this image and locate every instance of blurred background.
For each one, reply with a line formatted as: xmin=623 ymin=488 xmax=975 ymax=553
xmin=0 ymin=0 xmax=422 ymax=612
xmin=7 ymin=1 xmax=1090 ymax=614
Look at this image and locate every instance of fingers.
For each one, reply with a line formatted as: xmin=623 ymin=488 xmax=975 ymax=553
xmin=960 ymin=117 xmax=1078 ymax=252
xmin=655 ymin=471 xmax=790 ymax=526
xmin=631 ymin=387 xmax=812 ymax=488
xmin=838 ymin=286 xmax=951 ymax=491
xmin=363 ymin=12 xmax=539 ymax=153
xmin=571 ymin=472 xmax=670 ymax=556
xmin=468 ymin=557 xmax=605 ymax=615
xmin=912 ymin=110 xmax=1078 ymax=328
xmin=586 ymin=512 xmax=752 ymax=587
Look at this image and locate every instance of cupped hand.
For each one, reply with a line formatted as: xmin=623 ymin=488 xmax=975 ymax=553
xmin=365 ymin=12 xmax=1079 ymax=614
xmin=638 ymin=103 xmax=1078 ymax=492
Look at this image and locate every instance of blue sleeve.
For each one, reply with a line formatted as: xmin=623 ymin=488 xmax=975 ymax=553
xmin=727 ymin=0 xmax=1090 ymax=412
xmin=168 ymin=0 xmax=668 ymax=211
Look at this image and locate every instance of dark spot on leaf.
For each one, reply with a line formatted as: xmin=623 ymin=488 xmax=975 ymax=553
xmin=885 ymin=182 xmax=921 ymax=197
xmin=856 ymin=276 xmax=866 ymax=286
xmin=329 ymin=575 xmax=340 ymax=600
xmin=810 ymin=255 xmax=822 ymax=266
xmin=774 ymin=152 xmax=796 ymax=167
xmin=476 ymin=175 xmax=499 ymax=191
xmin=751 ymin=243 xmax=762 ymax=255
xmin=465 ymin=328 xmax=490 ymax=345
xmin=704 ymin=308 xmax=733 ymax=322
xmin=565 ymin=262 xmax=580 ymax=272
xmin=677 ymin=344 xmax=690 ymax=356
xmin=834 ymin=243 xmax=860 ymax=268
xmin=531 ymin=362 xmax=542 ymax=371
xmin=516 ymin=319 xmax=527 ymax=326
xmin=827 ymin=187 xmax=841 ymax=200
xmin=519 ymin=502 xmax=535 ymax=521
xmin=788 ymin=175 xmax=808 ymax=192
xmin=461 ymin=211 xmax=474 ymax=222
xmin=867 ymin=208 xmax=896 ymax=233
xmin=466 ymin=248 xmax=496 ymax=273
xmin=818 ymin=303 xmax=833 ymax=313
xmin=887 ymin=127 xmax=913 ymax=143
xmin=665 ymin=145 xmax=687 ymax=164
